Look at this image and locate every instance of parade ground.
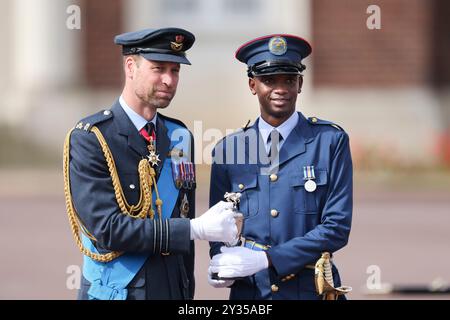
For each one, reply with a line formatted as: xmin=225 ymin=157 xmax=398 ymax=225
xmin=0 ymin=168 xmax=449 ymax=300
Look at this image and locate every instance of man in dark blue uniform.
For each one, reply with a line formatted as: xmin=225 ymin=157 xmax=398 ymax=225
xmin=208 ymin=34 xmax=353 ymax=299
xmin=63 ymin=28 xmax=238 ymax=300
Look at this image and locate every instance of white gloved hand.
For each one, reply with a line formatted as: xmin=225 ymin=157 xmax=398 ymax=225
xmin=209 ymin=246 xmax=269 ymax=279
xmin=207 ymin=266 xmax=235 ymax=288
xmin=190 ymin=201 xmax=237 ymax=242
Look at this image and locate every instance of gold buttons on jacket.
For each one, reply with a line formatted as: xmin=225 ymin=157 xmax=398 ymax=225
xmin=238 ymin=184 xmax=244 ymax=190
xmin=270 ymin=209 xmax=279 ymax=217
xmin=311 ymin=117 xmax=318 ymax=123
xmin=271 ymin=284 xmax=279 ymax=293
xmin=269 ymin=174 xmax=278 ymax=182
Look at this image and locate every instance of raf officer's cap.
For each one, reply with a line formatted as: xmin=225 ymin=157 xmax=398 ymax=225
xmin=235 ymin=34 xmax=312 ymax=77
xmin=114 ymin=27 xmax=195 ymax=65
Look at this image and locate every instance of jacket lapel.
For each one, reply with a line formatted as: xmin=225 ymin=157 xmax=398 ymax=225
xmin=241 ymin=112 xmax=315 ymax=169
xmin=277 ymin=112 xmax=314 ymax=166
xmin=111 ymin=100 xmax=148 ymax=157
xmin=241 ymin=118 xmax=270 ymax=166
xmin=156 ymin=114 xmax=170 ymax=173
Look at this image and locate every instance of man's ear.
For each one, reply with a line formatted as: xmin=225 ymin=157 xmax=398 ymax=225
xmin=298 ymin=76 xmax=304 ymax=93
xmin=249 ymin=77 xmax=257 ymax=95
xmin=124 ymin=56 xmax=136 ymax=79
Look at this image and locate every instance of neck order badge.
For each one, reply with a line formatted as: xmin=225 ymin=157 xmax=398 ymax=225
xmin=139 ymin=123 xmax=160 ymax=167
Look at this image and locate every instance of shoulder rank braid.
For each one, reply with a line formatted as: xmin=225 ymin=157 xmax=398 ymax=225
xmin=63 ymin=126 xmax=163 ymax=262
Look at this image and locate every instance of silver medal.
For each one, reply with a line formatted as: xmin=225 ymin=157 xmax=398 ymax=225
xmin=304 ymin=179 xmax=317 ymax=192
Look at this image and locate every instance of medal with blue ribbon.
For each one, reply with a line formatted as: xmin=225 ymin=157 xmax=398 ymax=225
xmin=303 ymin=165 xmax=317 ymax=192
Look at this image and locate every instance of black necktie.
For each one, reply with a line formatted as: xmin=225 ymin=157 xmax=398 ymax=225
xmin=146 ymin=122 xmax=156 ymax=139
xmin=267 ymin=129 xmax=283 ymax=162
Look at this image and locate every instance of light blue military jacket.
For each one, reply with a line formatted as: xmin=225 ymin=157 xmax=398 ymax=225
xmin=209 ymin=112 xmax=353 ymax=300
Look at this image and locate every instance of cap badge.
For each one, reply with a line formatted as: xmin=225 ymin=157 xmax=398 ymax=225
xmin=269 ymin=36 xmax=287 ymax=56
xmin=175 ymin=35 xmax=184 ymax=43
xmin=171 ymin=35 xmax=184 ymax=51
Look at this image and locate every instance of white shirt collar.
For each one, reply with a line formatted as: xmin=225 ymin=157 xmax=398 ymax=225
xmin=258 ymin=111 xmax=299 ymax=144
xmin=119 ymin=95 xmax=157 ymax=132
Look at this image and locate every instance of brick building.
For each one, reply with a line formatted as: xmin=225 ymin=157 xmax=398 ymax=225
xmin=0 ymin=0 xmax=449 ymax=167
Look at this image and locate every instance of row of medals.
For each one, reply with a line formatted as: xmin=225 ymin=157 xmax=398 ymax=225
xmin=146 ymin=139 xmax=192 ymax=218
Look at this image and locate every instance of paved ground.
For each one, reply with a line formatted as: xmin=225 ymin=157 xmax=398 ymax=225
xmin=0 ymin=169 xmax=449 ymax=300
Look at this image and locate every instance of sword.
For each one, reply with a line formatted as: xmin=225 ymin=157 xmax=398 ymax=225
xmin=315 ymin=252 xmax=352 ymax=300
xmin=211 ymin=192 xmax=244 ymax=281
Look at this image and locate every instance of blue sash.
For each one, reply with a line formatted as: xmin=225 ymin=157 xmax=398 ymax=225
xmin=82 ymin=120 xmax=190 ymax=300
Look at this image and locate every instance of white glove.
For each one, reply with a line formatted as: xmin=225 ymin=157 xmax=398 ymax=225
xmin=190 ymin=201 xmax=237 ymax=242
xmin=207 ymin=266 xmax=235 ymax=288
xmin=209 ymin=246 xmax=269 ymax=279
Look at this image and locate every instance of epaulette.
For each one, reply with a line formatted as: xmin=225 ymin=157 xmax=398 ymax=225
xmin=74 ymin=109 xmax=113 ymax=132
xmin=308 ymin=116 xmax=343 ymax=131
xmin=158 ymin=113 xmax=188 ymax=129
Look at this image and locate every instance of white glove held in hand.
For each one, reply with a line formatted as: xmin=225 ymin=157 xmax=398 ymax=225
xmin=190 ymin=201 xmax=237 ymax=242
xmin=207 ymin=266 xmax=235 ymax=288
xmin=209 ymin=246 xmax=269 ymax=279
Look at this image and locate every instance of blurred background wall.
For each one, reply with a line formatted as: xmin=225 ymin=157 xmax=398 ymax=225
xmin=1 ymin=0 xmax=449 ymax=168
xmin=0 ymin=0 xmax=449 ymax=300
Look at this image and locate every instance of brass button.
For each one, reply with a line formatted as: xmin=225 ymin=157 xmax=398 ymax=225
xmin=269 ymin=174 xmax=278 ymax=182
xmin=238 ymin=184 xmax=244 ymax=190
xmin=270 ymin=209 xmax=279 ymax=218
xmin=103 ymin=110 xmax=111 ymax=116
xmin=271 ymin=284 xmax=279 ymax=293
xmin=311 ymin=117 xmax=318 ymax=123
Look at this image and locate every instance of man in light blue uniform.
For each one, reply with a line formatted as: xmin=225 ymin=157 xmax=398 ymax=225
xmin=208 ymin=34 xmax=353 ymax=300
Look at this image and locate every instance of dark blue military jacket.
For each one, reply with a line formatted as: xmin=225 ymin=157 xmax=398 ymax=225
xmin=209 ymin=112 xmax=352 ymax=300
xmin=69 ymin=100 xmax=195 ymax=300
